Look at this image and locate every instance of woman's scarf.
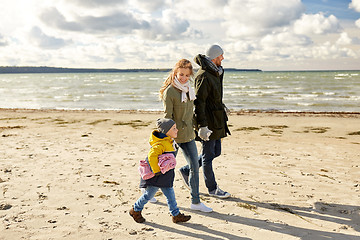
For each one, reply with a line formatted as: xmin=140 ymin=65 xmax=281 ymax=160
xmin=173 ymin=77 xmax=196 ymax=102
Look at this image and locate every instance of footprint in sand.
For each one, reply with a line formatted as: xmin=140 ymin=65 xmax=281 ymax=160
xmin=0 ymin=203 xmax=12 ymax=210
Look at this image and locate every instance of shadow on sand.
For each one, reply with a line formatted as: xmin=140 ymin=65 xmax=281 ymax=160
xmin=148 ymin=197 xmax=360 ymax=240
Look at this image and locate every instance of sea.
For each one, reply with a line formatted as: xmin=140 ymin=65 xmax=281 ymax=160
xmin=0 ymin=70 xmax=359 ymax=112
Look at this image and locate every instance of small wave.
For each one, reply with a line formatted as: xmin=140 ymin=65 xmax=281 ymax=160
xmin=50 ymin=86 xmax=66 ymax=90
xmin=301 ymin=94 xmax=318 ymax=98
xmin=265 ymin=85 xmax=282 ymax=89
xmin=311 ymin=91 xmax=335 ymax=96
xmin=283 ymin=96 xmax=302 ymax=101
xmin=349 ymin=96 xmax=360 ymax=101
xmin=56 ymin=77 xmax=73 ymax=80
xmin=229 ymin=75 xmax=245 ymax=79
xmin=297 ymin=102 xmax=313 ymax=106
xmin=83 ymin=94 xmax=98 ymax=97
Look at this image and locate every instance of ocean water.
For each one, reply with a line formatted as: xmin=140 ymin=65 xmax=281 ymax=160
xmin=0 ymin=71 xmax=359 ymax=112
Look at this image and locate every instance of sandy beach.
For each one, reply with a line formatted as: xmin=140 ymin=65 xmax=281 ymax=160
xmin=0 ymin=109 xmax=359 ymax=240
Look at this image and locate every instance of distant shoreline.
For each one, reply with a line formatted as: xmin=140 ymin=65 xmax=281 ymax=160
xmin=1 ymin=108 xmax=359 ymax=117
xmin=0 ymin=66 xmax=262 ymax=74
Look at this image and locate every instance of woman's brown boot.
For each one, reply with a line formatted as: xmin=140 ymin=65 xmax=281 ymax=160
xmin=172 ymin=212 xmax=191 ymax=223
xmin=129 ymin=207 xmax=145 ymax=223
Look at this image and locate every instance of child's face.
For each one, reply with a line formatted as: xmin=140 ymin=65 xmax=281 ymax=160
xmin=166 ymin=124 xmax=178 ymax=138
xmin=176 ymin=68 xmax=191 ymax=84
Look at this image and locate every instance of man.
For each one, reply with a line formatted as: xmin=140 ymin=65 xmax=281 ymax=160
xmin=179 ymin=44 xmax=231 ymax=198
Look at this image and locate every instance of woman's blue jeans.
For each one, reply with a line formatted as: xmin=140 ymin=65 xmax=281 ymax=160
xmin=134 ymin=186 xmax=180 ymax=216
xmin=178 ymin=140 xmax=200 ymax=204
xmin=180 ymin=139 xmax=221 ymax=193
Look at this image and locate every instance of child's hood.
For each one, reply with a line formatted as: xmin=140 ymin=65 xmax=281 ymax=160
xmin=149 ymin=130 xmax=172 ymax=146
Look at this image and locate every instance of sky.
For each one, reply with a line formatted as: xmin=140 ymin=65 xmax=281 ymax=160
xmin=0 ymin=0 xmax=360 ymax=71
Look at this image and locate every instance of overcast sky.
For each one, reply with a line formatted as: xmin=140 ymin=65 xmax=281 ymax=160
xmin=1 ymin=0 xmax=360 ymax=71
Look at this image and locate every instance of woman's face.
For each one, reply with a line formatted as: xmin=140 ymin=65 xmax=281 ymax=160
xmin=176 ymin=68 xmax=191 ymax=84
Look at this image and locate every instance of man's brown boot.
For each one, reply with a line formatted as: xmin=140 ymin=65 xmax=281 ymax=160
xmin=172 ymin=212 xmax=191 ymax=223
xmin=129 ymin=207 xmax=145 ymax=223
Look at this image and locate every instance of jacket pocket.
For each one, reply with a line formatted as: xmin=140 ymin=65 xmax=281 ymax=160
xmin=212 ymin=110 xmax=224 ymax=129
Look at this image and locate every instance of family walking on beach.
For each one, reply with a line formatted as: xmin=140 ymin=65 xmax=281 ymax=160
xmin=130 ymin=44 xmax=231 ymax=223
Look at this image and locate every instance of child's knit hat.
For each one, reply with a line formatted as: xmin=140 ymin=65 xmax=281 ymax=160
xmin=156 ymin=118 xmax=175 ymax=134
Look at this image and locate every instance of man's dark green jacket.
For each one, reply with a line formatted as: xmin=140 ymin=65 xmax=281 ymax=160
xmin=193 ymin=54 xmax=230 ymax=140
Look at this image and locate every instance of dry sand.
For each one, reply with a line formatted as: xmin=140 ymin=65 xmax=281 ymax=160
xmin=0 ymin=109 xmax=359 ymax=240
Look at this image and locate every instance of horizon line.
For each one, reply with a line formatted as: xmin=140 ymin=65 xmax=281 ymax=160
xmin=1 ymin=66 xmax=360 ymax=73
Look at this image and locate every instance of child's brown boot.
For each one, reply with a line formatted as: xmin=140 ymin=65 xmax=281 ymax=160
xmin=129 ymin=207 xmax=145 ymax=223
xmin=172 ymin=212 xmax=191 ymax=223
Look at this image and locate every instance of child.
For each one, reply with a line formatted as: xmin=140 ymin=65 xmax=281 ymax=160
xmin=129 ymin=118 xmax=191 ymax=223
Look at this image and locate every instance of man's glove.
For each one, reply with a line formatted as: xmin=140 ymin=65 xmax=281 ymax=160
xmin=198 ymin=126 xmax=212 ymax=141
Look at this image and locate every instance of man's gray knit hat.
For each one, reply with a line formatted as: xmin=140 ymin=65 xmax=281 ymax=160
xmin=156 ymin=118 xmax=176 ymax=134
xmin=205 ymin=44 xmax=224 ymax=60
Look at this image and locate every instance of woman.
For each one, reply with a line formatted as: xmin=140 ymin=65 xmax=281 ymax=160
xmin=159 ymin=59 xmax=212 ymax=213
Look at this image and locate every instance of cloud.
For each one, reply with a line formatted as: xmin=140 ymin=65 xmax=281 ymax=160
xmin=223 ymin=0 xmax=305 ymax=38
xmin=336 ymin=32 xmax=352 ymax=45
xmin=40 ymin=8 xmax=81 ymax=32
xmin=0 ymin=34 xmax=8 ymax=46
xmin=172 ymin=0 xmax=228 ymax=21
xmin=349 ymin=0 xmax=360 ymax=12
xmin=39 ymin=6 xmax=199 ymax=41
xmin=261 ymin=32 xmax=312 ymax=48
xmin=71 ymin=0 xmax=127 ymax=8
xmin=356 ymin=18 xmax=360 ymax=28
xmin=293 ymin=13 xmax=341 ymax=35
xmin=40 ymin=7 xmax=150 ymax=34
xmin=337 ymin=31 xmax=360 ymax=45
xmin=312 ymin=41 xmax=357 ymax=59
xmin=0 ymin=0 xmax=359 ymax=70
xmin=223 ymin=29 xmax=315 ymax=67
xmin=29 ymin=26 xmax=70 ymax=49
xmin=139 ymin=9 xmax=198 ymax=41
xmin=130 ymin=0 xmax=169 ymax=12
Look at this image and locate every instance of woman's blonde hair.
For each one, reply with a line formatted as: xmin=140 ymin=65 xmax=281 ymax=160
xmin=159 ymin=59 xmax=193 ymax=100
